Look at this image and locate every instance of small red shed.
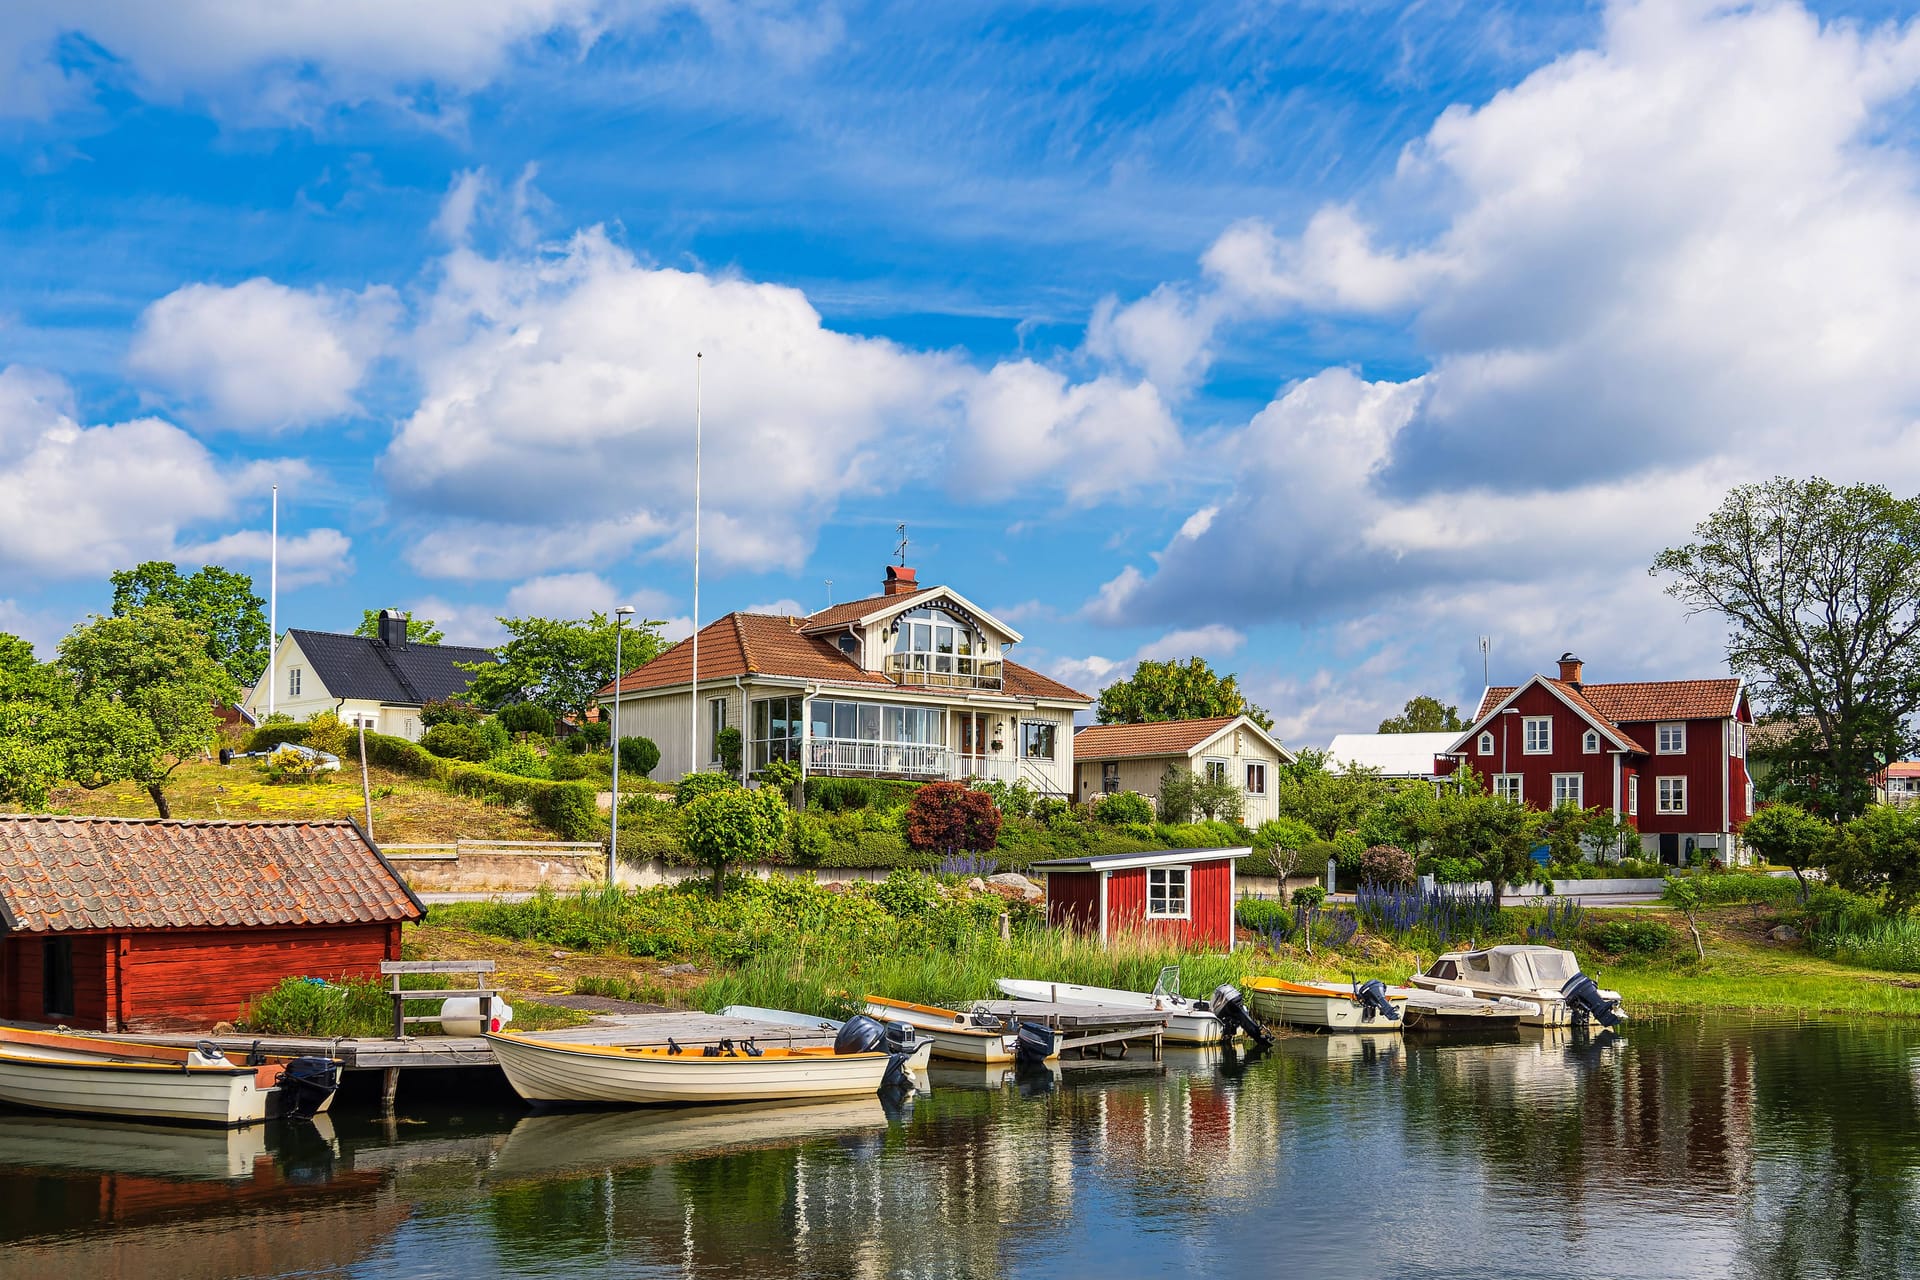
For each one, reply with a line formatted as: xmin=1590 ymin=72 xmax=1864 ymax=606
xmin=1032 ymin=848 xmax=1248 ymax=950
xmin=0 ymin=815 xmax=425 ymax=1033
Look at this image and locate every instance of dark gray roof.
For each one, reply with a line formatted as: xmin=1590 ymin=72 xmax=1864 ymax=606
xmin=288 ymin=629 xmax=498 ymax=706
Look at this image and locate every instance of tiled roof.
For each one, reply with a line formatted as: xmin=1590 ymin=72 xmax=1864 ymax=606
xmin=1072 ymin=716 xmax=1242 ymax=760
xmin=798 ymin=589 xmax=935 ymax=633
xmin=1003 ymin=661 xmax=1093 ymax=704
xmin=1885 ymin=762 xmax=1920 ymax=779
xmin=1477 ymin=678 xmax=1742 ymax=726
xmin=289 ymin=629 xmax=498 ymax=707
xmin=0 ymin=816 xmax=424 ymax=935
xmin=601 ymin=613 xmax=893 ymax=696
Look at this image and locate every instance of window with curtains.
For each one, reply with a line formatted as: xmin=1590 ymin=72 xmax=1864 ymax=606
xmin=1020 ymin=721 xmax=1057 ymax=760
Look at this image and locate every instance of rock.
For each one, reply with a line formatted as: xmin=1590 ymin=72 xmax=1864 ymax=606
xmin=966 ymin=877 xmax=988 ymax=893
xmin=988 ymin=872 xmax=1043 ymax=901
xmin=661 ymin=962 xmax=701 ymax=976
xmin=1768 ymin=924 xmax=1800 ymax=943
xmin=550 ymin=950 xmax=572 ymax=960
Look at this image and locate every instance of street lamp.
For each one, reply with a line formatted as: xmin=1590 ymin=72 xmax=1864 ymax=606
xmin=609 ymin=605 xmax=635 ymax=884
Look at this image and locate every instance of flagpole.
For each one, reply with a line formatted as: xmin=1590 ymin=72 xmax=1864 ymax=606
xmin=690 ymin=352 xmax=702 ymax=778
xmin=267 ymin=484 xmax=278 ymax=718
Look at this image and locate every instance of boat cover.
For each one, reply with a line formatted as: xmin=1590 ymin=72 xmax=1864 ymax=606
xmin=1460 ymin=946 xmax=1580 ymax=990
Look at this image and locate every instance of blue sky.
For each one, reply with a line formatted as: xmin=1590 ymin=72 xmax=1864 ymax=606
xmin=5 ymin=1 xmax=1920 ymax=742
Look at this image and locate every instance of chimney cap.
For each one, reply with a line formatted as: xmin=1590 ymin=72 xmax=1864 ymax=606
xmin=1559 ymin=650 xmax=1581 ymax=663
xmin=883 ymin=564 xmax=919 ymax=596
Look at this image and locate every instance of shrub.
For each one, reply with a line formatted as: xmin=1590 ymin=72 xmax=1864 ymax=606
xmin=243 ymin=976 xmax=392 ymax=1038
xmin=1235 ymin=897 xmax=1289 ymax=931
xmin=1031 ymin=796 xmax=1068 ymax=825
xmin=676 ymin=771 xmax=739 ymax=807
xmin=618 ymin=735 xmax=662 ymax=779
xmin=1291 ymin=884 xmax=1326 ymax=910
xmin=532 ymin=782 xmax=601 ymax=841
xmin=684 ymin=785 xmax=789 ymax=895
xmin=757 ymin=759 xmax=802 ymax=797
xmin=566 ymin=720 xmax=611 ymax=752
xmin=1587 ymin=919 xmax=1679 ymax=956
xmin=498 ymin=702 xmax=557 ymax=738
xmin=546 ymin=750 xmax=607 ymax=781
xmin=1665 ymin=871 xmax=1800 ymax=907
xmin=977 ymin=778 xmax=1036 ymax=820
xmin=489 ymin=742 xmax=552 ymax=779
xmin=1157 ymin=766 xmax=1196 ymax=822
xmin=789 ymin=812 xmax=831 ymax=866
xmin=422 ymin=722 xmax=491 ymax=762
xmin=1093 ymin=791 xmax=1154 ymax=826
xmin=481 ymin=717 xmax=510 ymax=755
xmin=1359 ymin=844 xmax=1415 ymax=887
xmin=303 ymin=711 xmax=351 ymax=758
xmin=716 ymin=726 xmax=744 ymax=777
xmin=1301 ymin=840 xmax=1345 ymax=878
xmin=246 ymin=721 xmax=308 ymax=751
xmin=906 ymin=782 xmax=1003 ymax=857
xmin=805 ymin=777 xmax=922 ymax=812
xmin=421 ymin=697 xmax=481 ymax=728
xmin=263 ymin=744 xmax=330 ymax=784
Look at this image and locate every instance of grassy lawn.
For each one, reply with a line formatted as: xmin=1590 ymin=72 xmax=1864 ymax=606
xmin=45 ymin=759 xmax=553 ymax=843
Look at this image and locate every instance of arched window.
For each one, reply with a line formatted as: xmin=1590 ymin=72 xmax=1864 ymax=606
xmin=886 ymin=605 xmax=1001 ymax=689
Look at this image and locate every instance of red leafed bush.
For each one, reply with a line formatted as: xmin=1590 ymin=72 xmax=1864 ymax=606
xmin=906 ymin=782 xmax=1003 ymax=856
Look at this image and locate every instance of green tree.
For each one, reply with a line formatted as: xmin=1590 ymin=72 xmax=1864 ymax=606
xmin=1423 ymin=786 xmax=1546 ymax=908
xmin=1653 ymin=477 xmax=1920 ymax=820
xmin=1096 ymin=656 xmax=1273 ymax=730
xmin=1157 ymin=764 xmax=1198 ymax=822
xmin=1193 ymin=769 xmax=1244 ymax=822
xmin=0 ymin=635 xmax=71 ymax=810
xmin=1377 ymin=695 xmax=1465 ymax=733
xmin=1739 ymin=802 xmax=1833 ymax=899
xmin=1273 ymin=749 xmax=1388 ymax=839
xmin=683 ymin=785 xmax=789 ymax=898
xmin=110 ymin=561 xmax=268 ymax=686
xmin=355 ymin=610 xmax=445 ymax=645
xmin=58 ymin=606 xmax=237 ymax=818
xmin=618 ymin=735 xmax=661 ymax=779
xmin=1830 ymin=804 xmax=1920 ymax=915
xmin=460 ymin=613 xmax=665 ymax=721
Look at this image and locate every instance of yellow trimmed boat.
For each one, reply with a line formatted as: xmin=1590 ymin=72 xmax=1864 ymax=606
xmin=486 ymin=1031 xmax=905 ymax=1106
xmin=1243 ymin=978 xmax=1406 ymax=1034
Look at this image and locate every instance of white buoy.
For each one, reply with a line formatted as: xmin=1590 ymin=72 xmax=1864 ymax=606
xmin=440 ymin=997 xmax=514 ymax=1038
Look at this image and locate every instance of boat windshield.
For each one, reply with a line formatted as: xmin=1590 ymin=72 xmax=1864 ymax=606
xmin=1152 ymin=965 xmax=1182 ymax=1001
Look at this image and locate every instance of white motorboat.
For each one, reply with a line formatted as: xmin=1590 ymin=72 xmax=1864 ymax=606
xmin=487 ymin=1030 xmax=908 ymax=1106
xmin=0 ymin=1025 xmax=341 ymax=1127
xmin=1243 ymin=978 xmax=1406 ymax=1034
xmin=1406 ymin=945 xmax=1625 ymax=1028
xmin=862 ymin=996 xmax=1060 ymax=1064
xmin=994 ymin=966 xmax=1231 ymax=1045
xmin=721 ymin=1006 xmax=935 ymax=1076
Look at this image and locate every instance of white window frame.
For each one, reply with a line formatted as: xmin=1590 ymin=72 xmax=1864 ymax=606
xmin=1246 ymin=762 xmax=1267 ymax=796
xmin=1552 ymin=773 xmax=1584 ymax=809
xmin=1731 ymin=721 xmax=1746 ymax=758
xmin=1582 ymin=729 xmax=1600 ymax=754
xmin=1202 ymin=758 xmax=1228 ymax=785
xmin=1628 ymin=775 xmax=1639 ymax=816
xmin=1477 ymin=731 xmax=1494 ymax=755
xmin=1493 ymin=774 xmax=1523 ymax=802
xmin=1020 ymin=721 xmax=1057 ymax=761
xmin=288 ymin=666 xmax=302 ymax=697
xmin=1146 ymin=865 xmax=1191 ymax=920
xmin=1523 ymin=717 xmax=1552 ymax=754
xmin=1657 ymin=776 xmax=1687 ymax=814
xmin=707 ymin=696 xmax=727 ymax=763
xmin=1656 ymin=722 xmax=1686 ymax=754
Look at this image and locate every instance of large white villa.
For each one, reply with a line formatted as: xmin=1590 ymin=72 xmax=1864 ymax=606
xmin=595 ymin=566 xmax=1092 ymax=792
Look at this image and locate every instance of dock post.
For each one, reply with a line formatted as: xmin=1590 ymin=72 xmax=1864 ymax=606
xmin=381 ymin=1066 xmax=400 ymax=1115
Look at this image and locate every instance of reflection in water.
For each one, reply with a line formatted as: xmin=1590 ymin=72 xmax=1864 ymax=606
xmin=0 ymin=1016 xmax=1915 ymax=1279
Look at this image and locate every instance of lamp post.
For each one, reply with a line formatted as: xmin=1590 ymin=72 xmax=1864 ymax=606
xmin=609 ymin=605 xmax=635 ymax=884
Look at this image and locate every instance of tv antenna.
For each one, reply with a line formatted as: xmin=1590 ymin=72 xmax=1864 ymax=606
xmin=1478 ymin=635 xmax=1491 ymax=687
xmin=894 ymin=522 xmax=909 ymax=566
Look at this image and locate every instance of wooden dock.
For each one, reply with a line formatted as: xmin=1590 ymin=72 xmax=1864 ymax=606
xmin=967 ymin=1000 xmax=1167 ymax=1061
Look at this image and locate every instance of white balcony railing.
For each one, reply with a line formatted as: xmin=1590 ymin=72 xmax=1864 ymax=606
xmin=806 ymin=737 xmax=1019 ymax=783
xmin=883 ymin=652 xmax=1004 ymax=691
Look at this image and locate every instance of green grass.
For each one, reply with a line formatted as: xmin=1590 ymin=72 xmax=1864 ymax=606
xmin=574 ymin=973 xmax=672 ymax=1005
xmin=1604 ymin=924 xmax=1920 ymax=1018
xmin=241 ymin=974 xmax=589 ymax=1036
xmin=1819 ymin=914 xmax=1920 ymax=973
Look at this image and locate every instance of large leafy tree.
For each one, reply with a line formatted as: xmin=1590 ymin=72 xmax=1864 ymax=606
xmin=461 ymin=613 xmax=666 ymax=720
xmin=1273 ymin=749 xmax=1388 ymax=839
xmin=905 ymin=782 xmax=1003 ymax=858
xmin=1096 ymin=656 xmax=1273 ymax=730
xmin=683 ymin=785 xmax=789 ymax=898
xmin=1653 ymin=477 xmax=1920 ymax=820
xmin=110 ymin=561 xmax=268 ymax=686
xmin=355 ymin=610 xmax=445 ymax=645
xmin=1741 ymin=801 xmax=1833 ymax=899
xmin=58 ymin=607 xmax=237 ymax=818
xmin=1377 ymin=695 xmax=1465 ymax=733
xmin=1421 ymin=784 xmax=1546 ymax=909
xmin=0 ymin=635 xmax=71 ymax=810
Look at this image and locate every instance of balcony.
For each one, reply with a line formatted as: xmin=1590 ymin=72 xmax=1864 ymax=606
xmin=806 ymin=737 xmax=1017 ymax=783
xmin=883 ymin=652 xmax=1004 ymax=692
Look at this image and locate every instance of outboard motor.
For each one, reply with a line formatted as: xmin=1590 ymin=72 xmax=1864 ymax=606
xmin=879 ymin=1020 xmax=920 ymax=1091
xmin=1014 ymin=1020 xmax=1057 ymax=1067
xmin=1209 ymin=984 xmax=1273 ymax=1048
xmin=1560 ymin=972 xmax=1623 ymax=1028
xmin=834 ymin=1013 xmax=888 ymax=1055
xmin=280 ymin=1057 xmax=342 ymax=1120
xmin=1353 ymin=978 xmax=1401 ymax=1024
xmin=883 ymin=1020 xmax=918 ymax=1055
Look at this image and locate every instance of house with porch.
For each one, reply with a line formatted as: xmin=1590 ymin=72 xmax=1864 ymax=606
xmin=1435 ymin=653 xmax=1754 ymax=865
xmin=595 ymin=566 xmax=1092 ymax=793
xmin=1071 ymin=714 xmax=1294 ymax=825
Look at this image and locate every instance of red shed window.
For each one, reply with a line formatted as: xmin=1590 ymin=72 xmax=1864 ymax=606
xmin=1147 ymin=866 xmax=1189 ymax=919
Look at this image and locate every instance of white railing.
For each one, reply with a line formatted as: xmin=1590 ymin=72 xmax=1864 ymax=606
xmin=807 ymin=738 xmax=1021 ymax=784
xmin=883 ymin=653 xmax=1004 ymax=691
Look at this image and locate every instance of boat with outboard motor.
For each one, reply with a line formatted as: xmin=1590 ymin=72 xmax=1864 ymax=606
xmin=486 ymin=1014 xmax=920 ymax=1106
xmin=1243 ymin=977 xmax=1406 ymax=1033
xmin=0 ymin=1025 xmax=341 ymax=1127
xmin=1406 ymin=944 xmax=1625 ymax=1028
xmin=994 ymin=966 xmax=1235 ymax=1044
xmin=719 ymin=1005 xmax=935 ymax=1075
xmin=862 ymin=995 xmax=1061 ymax=1064
xmin=1396 ymin=987 xmax=1531 ymax=1036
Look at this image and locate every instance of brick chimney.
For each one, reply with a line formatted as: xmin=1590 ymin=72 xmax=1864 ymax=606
xmin=378 ymin=608 xmax=410 ymax=651
xmin=1558 ymin=651 xmax=1583 ymax=687
xmin=883 ymin=565 xmax=919 ymax=597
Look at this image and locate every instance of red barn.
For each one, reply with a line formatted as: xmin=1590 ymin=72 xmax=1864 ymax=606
xmin=1032 ymin=848 xmax=1248 ymax=950
xmin=0 ymin=815 xmax=424 ymax=1032
xmin=1435 ymin=653 xmax=1753 ymax=866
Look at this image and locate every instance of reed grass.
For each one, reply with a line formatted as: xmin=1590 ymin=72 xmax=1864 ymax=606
xmin=1819 ymin=915 xmax=1920 ymax=973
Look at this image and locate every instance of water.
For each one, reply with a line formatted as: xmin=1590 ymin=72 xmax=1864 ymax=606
xmin=3 ymin=1015 xmax=1917 ymax=1279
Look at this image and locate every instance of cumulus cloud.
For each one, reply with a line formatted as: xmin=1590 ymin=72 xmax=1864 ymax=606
xmin=129 ymin=278 xmax=399 ymax=431
xmin=1047 ymin=624 xmax=1249 ymax=709
xmin=175 ymin=527 xmax=354 ymax=589
xmin=0 ymin=365 xmax=293 ymax=580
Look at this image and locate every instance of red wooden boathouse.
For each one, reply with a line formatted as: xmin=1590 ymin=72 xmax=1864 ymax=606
xmin=0 ymin=815 xmax=424 ymax=1033
xmin=1031 ymin=848 xmax=1248 ymax=950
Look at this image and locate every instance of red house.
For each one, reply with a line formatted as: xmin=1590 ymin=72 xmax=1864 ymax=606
xmin=0 ymin=815 xmax=424 ymax=1032
xmin=1032 ymin=848 xmax=1247 ymax=949
xmin=1436 ymin=654 xmax=1754 ymax=866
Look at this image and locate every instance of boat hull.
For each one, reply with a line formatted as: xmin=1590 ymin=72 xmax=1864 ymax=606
xmin=993 ymin=979 xmax=1227 ymax=1045
xmin=863 ymin=997 xmax=1059 ymax=1063
xmin=487 ymin=1033 xmax=898 ymax=1106
xmin=1244 ymin=980 xmax=1404 ymax=1034
xmin=1404 ymin=978 xmax=1620 ymax=1028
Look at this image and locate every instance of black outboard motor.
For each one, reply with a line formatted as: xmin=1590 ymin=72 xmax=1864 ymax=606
xmin=834 ymin=1013 xmax=888 ymax=1055
xmin=280 ymin=1057 xmax=342 ymax=1120
xmin=1014 ymin=1020 xmax=1057 ymax=1067
xmin=1353 ymin=978 xmax=1401 ymax=1024
xmin=883 ymin=1020 xmax=918 ymax=1054
xmin=1209 ymin=984 xmax=1273 ymax=1048
xmin=1560 ymin=972 xmax=1623 ymax=1027
xmin=879 ymin=1020 xmax=920 ymax=1091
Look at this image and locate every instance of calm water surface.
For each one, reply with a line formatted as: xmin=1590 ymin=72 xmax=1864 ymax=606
xmin=2 ymin=1015 xmax=1917 ymax=1279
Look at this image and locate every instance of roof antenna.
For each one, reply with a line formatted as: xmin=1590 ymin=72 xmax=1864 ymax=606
xmin=1478 ymin=635 xmax=1491 ymax=687
xmin=895 ymin=522 xmax=909 ymax=566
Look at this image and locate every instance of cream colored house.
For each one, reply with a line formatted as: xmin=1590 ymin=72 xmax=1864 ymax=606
xmin=595 ymin=566 xmax=1092 ymax=793
xmin=240 ymin=611 xmax=498 ymax=742
xmin=1072 ymin=714 xmax=1294 ymax=824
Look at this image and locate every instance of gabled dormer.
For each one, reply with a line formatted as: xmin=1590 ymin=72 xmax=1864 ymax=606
xmin=796 ymin=565 xmax=1023 ymax=692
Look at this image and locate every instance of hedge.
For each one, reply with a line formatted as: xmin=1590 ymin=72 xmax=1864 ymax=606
xmin=338 ymin=729 xmax=604 ymax=841
xmin=246 ymin=723 xmax=309 ymax=751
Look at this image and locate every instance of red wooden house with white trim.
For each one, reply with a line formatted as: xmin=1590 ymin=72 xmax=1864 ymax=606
xmin=1435 ymin=654 xmax=1754 ymax=865
xmin=1032 ymin=848 xmax=1247 ymax=950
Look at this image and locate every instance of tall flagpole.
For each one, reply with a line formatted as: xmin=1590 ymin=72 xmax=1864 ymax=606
xmin=690 ymin=352 xmax=702 ymax=777
xmin=267 ymin=484 xmax=279 ymax=717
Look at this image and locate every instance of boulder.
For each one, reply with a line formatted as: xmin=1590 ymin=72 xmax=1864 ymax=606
xmin=966 ymin=876 xmax=988 ymax=894
xmin=988 ymin=871 xmax=1043 ymax=901
xmin=1767 ymin=924 xmax=1800 ymax=943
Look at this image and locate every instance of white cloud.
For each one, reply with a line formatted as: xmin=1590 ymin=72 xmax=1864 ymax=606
xmin=175 ymin=527 xmax=354 ymax=589
xmin=1047 ymin=623 xmax=1250 ymax=708
xmin=744 ymin=597 xmax=809 ymax=617
xmin=502 ymin=571 xmax=624 ymax=619
xmin=129 ymin=278 xmax=399 ymax=431
xmin=955 ymin=362 xmax=1179 ymax=503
